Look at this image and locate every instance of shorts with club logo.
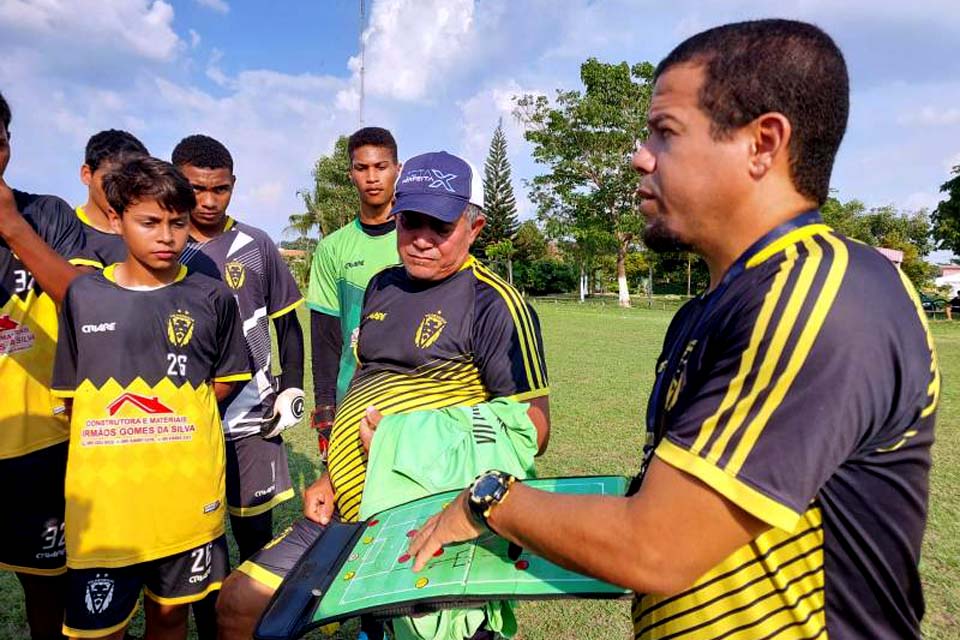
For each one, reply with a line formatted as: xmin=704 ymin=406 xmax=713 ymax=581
xmin=225 ymin=434 xmax=294 ymax=518
xmin=63 ymin=535 xmax=229 ymax=638
xmin=0 ymin=441 xmax=67 ymax=576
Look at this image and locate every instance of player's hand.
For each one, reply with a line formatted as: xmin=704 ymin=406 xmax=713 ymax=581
xmin=407 ymin=489 xmax=484 ymax=572
xmin=303 ymin=472 xmax=336 ymax=525
xmin=311 ymin=404 xmax=336 ymax=461
xmin=0 ymin=177 xmax=21 ymax=234
xmin=358 ymin=405 xmax=383 ymax=454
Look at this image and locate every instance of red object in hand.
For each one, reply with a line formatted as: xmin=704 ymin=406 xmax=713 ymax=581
xmin=311 ymin=404 xmax=335 ymax=461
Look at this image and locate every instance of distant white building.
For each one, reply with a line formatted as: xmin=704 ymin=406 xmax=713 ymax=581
xmin=935 ymin=264 xmax=960 ymax=297
xmin=876 ymin=247 xmax=903 ymax=267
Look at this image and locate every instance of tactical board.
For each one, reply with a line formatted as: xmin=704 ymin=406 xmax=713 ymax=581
xmin=255 ymin=476 xmax=631 ymax=640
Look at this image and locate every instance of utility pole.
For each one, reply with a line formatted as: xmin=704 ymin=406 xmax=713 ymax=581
xmin=358 ymin=0 xmax=366 ymax=127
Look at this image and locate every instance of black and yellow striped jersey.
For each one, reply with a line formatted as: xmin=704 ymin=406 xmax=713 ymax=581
xmin=75 ymin=205 xmax=127 ymax=266
xmin=635 ymin=211 xmax=937 ymax=639
xmin=327 ymin=255 xmax=548 ymax=521
xmin=51 ymin=265 xmax=251 ymax=569
xmin=1 ymin=190 xmax=96 ymax=460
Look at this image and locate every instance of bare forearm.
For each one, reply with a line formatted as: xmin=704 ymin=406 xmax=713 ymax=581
xmin=214 ymin=381 xmax=235 ymax=402
xmin=1 ymin=218 xmax=81 ymax=304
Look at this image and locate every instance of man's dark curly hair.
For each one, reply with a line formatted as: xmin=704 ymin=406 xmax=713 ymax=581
xmin=171 ymin=134 xmax=234 ymax=172
xmin=0 ymin=91 xmax=11 ymax=134
xmin=84 ymin=130 xmax=149 ymax=172
xmin=103 ymin=157 xmax=196 ymax=217
xmin=655 ymin=19 xmax=849 ymax=205
xmin=347 ymin=127 xmax=398 ymax=163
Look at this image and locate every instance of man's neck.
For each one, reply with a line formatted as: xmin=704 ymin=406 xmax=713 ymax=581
xmin=358 ymin=201 xmax=392 ymax=226
xmin=190 ymin=216 xmax=229 ymax=242
xmin=702 ymin=191 xmax=817 ymax=292
xmin=114 ymin=258 xmax=180 ymax=289
xmin=81 ymin=200 xmax=114 ymax=233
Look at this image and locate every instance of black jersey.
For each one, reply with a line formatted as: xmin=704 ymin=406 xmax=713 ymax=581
xmin=180 ymin=217 xmax=304 ymax=439
xmin=633 ymin=212 xmax=937 ymax=639
xmin=75 ymin=205 xmax=127 ymax=266
xmin=52 ymin=265 xmax=251 ymax=568
xmin=327 ymin=256 xmax=549 ymax=521
xmin=1 ymin=190 xmax=95 ymax=459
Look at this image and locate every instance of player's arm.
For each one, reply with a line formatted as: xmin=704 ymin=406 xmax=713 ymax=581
xmin=264 ymin=239 xmax=306 ymax=391
xmin=0 ymin=180 xmax=87 ymax=304
xmin=212 ymin=285 xmax=253 ymax=394
xmin=214 ymin=381 xmax=237 ymax=402
xmin=273 ymin=312 xmax=304 ymax=391
xmin=310 ymin=310 xmax=341 ymax=407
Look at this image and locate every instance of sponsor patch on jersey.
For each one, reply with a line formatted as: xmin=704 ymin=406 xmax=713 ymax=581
xmin=80 ymin=392 xmax=196 ymax=447
xmin=203 ymin=499 xmax=221 ymax=514
xmin=414 ymin=310 xmax=447 ymax=349
xmin=365 ymin=311 xmax=387 ymax=321
xmin=224 ymin=261 xmax=246 ymax=289
xmin=82 ymin=322 xmax=116 ymax=334
xmin=85 ymin=573 xmax=114 ymax=615
xmin=167 ymin=309 xmax=195 ymax=347
xmin=0 ymin=314 xmax=35 ymax=355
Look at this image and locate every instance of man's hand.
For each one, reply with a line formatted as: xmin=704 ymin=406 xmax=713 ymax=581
xmin=311 ymin=404 xmax=336 ymax=461
xmin=0 ymin=177 xmax=23 ymax=234
xmin=303 ymin=472 xmax=336 ymax=525
xmin=358 ymin=405 xmax=383 ymax=454
xmin=407 ymin=489 xmax=484 ymax=572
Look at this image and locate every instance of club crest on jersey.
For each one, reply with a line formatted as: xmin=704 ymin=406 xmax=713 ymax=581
xmin=167 ymin=309 xmax=195 ymax=347
xmin=224 ymin=261 xmax=246 ymax=289
xmin=665 ymin=339 xmax=698 ymax=412
xmin=85 ymin=574 xmax=114 ymax=615
xmin=415 ymin=310 xmax=447 ymax=349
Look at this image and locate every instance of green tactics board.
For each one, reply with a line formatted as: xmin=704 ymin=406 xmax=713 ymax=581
xmin=256 ymin=476 xmax=631 ymax=640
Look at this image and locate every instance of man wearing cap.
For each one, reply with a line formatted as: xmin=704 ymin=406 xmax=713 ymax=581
xmin=217 ymin=151 xmax=551 ymax=640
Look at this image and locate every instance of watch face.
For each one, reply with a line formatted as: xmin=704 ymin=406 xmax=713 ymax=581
xmin=473 ymin=474 xmax=502 ymax=501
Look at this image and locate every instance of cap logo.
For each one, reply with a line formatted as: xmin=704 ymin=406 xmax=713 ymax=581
xmin=401 ymin=168 xmax=458 ymax=193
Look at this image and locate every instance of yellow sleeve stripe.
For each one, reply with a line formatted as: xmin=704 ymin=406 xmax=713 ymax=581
xmin=895 ymin=267 xmax=940 ymax=417
xmin=472 ymin=263 xmax=546 ymax=390
xmin=691 ymin=243 xmax=800 ymax=456
xmin=50 ymin=389 xmax=75 ymax=398
xmin=657 ymin=439 xmax=801 ymax=532
xmin=508 ymin=388 xmax=550 ymax=402
xmin=268 ymin=297 xmax=304 ymax=319
xmin=235 ymin=560 xmax=284 ymax=590
xmin=745 ymin=224 xmax=832 ymax=269
xmin=705 ymin=237 xmax=824 ymax=464
xmin=214 ymin=372 xmax=252 ymax=383
xmin=725 ymin=234 xmax=848 ymax=475
xmin=69 ymin=258 xmax=102 ymax=268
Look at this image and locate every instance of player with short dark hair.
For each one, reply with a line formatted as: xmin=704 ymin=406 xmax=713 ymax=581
xmin=173 ymin=134 xmax=304 ymax=554
xmin=217 ymin=151 xmax=551 ymax=640
xmin=0 ymin=89 xmax=98 ymax=640
xmin=408 ymin=19 xmax=936 ymax=640
xmin=307 ymin=126 xmax=401 ymax=461
xmin=52 ymin=155 xmax=250 ymax=639
xmin=77 ymin=129 xmax=149 ymax=266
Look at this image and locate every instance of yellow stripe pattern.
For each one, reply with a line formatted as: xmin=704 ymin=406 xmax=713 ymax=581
xmin=633 ymin=508 xmax=826 ymax=640
xmin=894 ymin=268 xmax=940 ymax=418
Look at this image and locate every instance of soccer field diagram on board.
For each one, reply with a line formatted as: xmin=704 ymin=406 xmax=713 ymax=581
xmin=255 ymin=476 xmax=632 ymax=640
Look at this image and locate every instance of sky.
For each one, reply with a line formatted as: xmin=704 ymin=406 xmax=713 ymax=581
xmin=1 ymin=0 xmax=958 ymax=261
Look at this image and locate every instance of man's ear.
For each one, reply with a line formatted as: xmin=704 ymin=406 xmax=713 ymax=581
xmin=231 ymin=174 xmax=237 ymax=188
xmin=107 ymin=208 xmax=122 ymax=234
xmin=80 ymin=164 xmax=93 ymax=187
xmin=749 ymin=112 xmax=792 ymax=181
xmin=469 ymin=214 xmax=487 ymax=243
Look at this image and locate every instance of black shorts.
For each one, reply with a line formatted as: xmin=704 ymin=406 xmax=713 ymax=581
xmin=226 ymin=434 xmax=294 ymax=518
xmin=235 ymin=519 xmax=325 ymax=590
xmin=0 ymin=442 xmax=67 ymax=576
xmin=63 ymin=535 xmax=229 ymax=638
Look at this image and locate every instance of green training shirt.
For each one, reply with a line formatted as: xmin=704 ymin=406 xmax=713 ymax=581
xmin=306 ymin=218 xmax=398 ymax=401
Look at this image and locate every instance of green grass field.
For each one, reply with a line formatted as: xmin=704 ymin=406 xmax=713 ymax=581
xmin=1 ymin=304 xmax=956 ymax=639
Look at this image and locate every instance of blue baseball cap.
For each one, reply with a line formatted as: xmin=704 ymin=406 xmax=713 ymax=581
xmin=391 ymin=151 xmax=485 ymax=223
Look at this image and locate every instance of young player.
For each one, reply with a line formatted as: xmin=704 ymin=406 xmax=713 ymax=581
xmin=52 ymin=156 xmax=251 ymax=639
xmin=77 ymin=129 xmax=149 ymax=267
xmin=0 ymin=89 xmax=97 ymax=639
xmin=173 ymin=134 xmax=305 ymax=561
xmin=307 ymin=126 xmax=400 ymax=459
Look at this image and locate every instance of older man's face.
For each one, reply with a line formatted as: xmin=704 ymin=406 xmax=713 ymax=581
xmin=397 ymin=210 xmax=485 ymax=281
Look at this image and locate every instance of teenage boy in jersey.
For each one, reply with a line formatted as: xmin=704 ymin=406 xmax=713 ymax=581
xmin=0 ymin=89 xmax=98 ymax=640
xmin=217 ymin=151 xmax=550 ymax=640
xmin=174 ymin=134 xmax=304 ymax=561
xmin=408 ymin=20 xmax=937 ymax=640
xmin=307 ymin=126 xmax=400 ymax=460
xmin=77 ymin=129 xmax=149 ymax=266
xmin=52 ymin=156 xmax=250 ymax=639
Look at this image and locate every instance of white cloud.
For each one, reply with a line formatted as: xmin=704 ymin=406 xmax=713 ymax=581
xmin=945 ymin=152 xmax=960 ymax=173
xmin=195 ymin=0 xmax=229 ymax=14
xmin=899 ymin=106 xmax=960 ymax=127
xmin=189 ymin=28 xmax=201 ymax=48
xmin=903 ymin=191 xmax=941 ymax=211
xmin=457 ymin=81 xmax=538 ymax=162
xmin=338 ymin=0 xmax=476 ymax=104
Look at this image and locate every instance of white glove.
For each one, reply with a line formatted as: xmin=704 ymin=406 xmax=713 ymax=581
xmin=261 ymin=388 xmax=305 ymax=439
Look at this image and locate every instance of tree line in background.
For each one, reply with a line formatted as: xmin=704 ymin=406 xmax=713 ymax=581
xmin=283 ymin=57 xmax=960 ymax=305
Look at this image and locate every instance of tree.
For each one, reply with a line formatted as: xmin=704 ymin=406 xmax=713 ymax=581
xmin=822 ymin=194 xmax=939 ymax=289
xmin=515 ymin=58 xmax=654 ymax=307
xmin=294 ymin=135 xmax=357 ymax=238
xmin=932 ymin=165 xmax=960 ymax=255
xmin=477 ymin=119 xmax=519 ymax=262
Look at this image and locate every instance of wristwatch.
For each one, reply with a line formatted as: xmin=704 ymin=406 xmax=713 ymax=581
xmin=468 ymin=470 xmax=517 ymax=529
